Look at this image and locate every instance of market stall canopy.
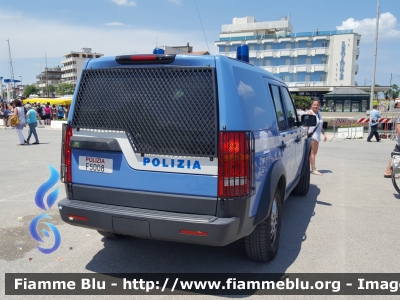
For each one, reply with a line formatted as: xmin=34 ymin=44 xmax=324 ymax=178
xmin=324 ymin=87 xmax=370 ymax=100
xmin=23 ymin=98 xmax=72 ymax=106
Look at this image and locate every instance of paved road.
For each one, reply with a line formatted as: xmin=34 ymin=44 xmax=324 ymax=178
xmin=0 ymin=126 xmax=399 ymax=299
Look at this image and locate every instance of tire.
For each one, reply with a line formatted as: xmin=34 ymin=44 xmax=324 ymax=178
xmin=97 ymin=230 xmax=123 ymax=239
xmin=292 ymin=156 xmax=310 ymax=196
xmin=392 ymin=167 xmax=400 ymax=194
xmin=244 ymin=186 xmax=282 ymax=262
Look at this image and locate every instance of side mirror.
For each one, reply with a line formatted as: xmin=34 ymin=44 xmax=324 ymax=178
xmin=301 ymin=114 xmax=317 ymax=126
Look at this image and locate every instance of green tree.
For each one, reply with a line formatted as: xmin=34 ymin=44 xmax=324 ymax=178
xmin=57 ymin=83 xmax=75 ymax=96
xmin=23 ymin=84 xmax=39 ymax=98
xmin=384 ymin=84 xmax=399 ymax=100
xmin=43 ymin=85 xmax=56 ymax=96
xmin=291 ymin=94 xmax=313 ymax=109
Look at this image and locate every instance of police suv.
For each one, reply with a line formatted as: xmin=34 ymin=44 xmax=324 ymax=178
xmin=58 ymin=49 xmax=316 ymax=262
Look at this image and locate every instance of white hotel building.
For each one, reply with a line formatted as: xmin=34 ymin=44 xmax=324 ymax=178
xmin=215 ymin=16 xmax=362 ymax=99
xmin=61 ymin=48 xmax=103 ymax=86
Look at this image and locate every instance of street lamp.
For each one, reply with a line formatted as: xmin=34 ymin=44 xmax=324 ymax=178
xmin=390 ymin=73 xmax=400 ymax=86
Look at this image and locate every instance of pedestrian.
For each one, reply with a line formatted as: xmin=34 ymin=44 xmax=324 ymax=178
xmin=51 ymin=104 xmax=57 ymax=120
xmin=64 ymin=105 xmax=70 ymax=119
xmin=11 ymin=99 xmax=27 ymax=145
xmin=44 ymin=103 xmax=51 ymax=125
xmin=307 ymin=100 xmax=327 ymax=175
xmin=57 ymin=105 xmax=64 ymax=119
xmin=36 ymin=103 xmax=43 ymax=125
xmin=25 ymin=104 xmax=40 ymax=144
xmin=367 ymin=104 xmax=381 ymax=142
xmin=384 ymin=112 xmax=400 ymax=178
xmin=1 ymin=102 xmax=11 ymax=127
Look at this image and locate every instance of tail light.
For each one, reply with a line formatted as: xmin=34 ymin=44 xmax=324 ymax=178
xmin=218 ymin=131 xmax=254 ymax=198
xmin=115 ymin=54 xmax=176 ymax=65
xmin=61 ymin=124 xmax=72 ymax=183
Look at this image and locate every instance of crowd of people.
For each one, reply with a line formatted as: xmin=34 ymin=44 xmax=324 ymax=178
xmin=0 ymin=101 xmax=69 ymax=127
xmin=0 ymin=99 xmax=70 ymax=146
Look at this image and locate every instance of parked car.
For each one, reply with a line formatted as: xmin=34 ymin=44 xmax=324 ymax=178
xmin=58 ymin=51 xmax=316 ymax=262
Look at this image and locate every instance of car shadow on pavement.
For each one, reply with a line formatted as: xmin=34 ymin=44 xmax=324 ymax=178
xmin=85 ymin=184 xmax=321 ymax=293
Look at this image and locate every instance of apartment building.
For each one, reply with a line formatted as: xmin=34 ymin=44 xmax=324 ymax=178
xmin=215 ymin=16 xmax=362 ymax=100
xmin=61 ymin=48 xmax=104 ymax=86
xmin=36 ymin=66 xmax=63 ymax=93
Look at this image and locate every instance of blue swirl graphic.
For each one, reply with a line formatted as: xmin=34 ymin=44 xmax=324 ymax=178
xmin=35 ymin=165 xmax=60 ymax=210
xmin=29 ymin=214 xmax=61 ymax=254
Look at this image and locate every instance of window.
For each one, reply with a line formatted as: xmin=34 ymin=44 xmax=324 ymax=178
xmin=285 ymin=59 xmax=291 ymax=66
xmin=306 ymin=42 xmax=312 ymax=48
xmin=224 ymin=46 xmax=229 ymax=52
xmin=322 ymin=42 xmax=328 ymax=48
xmin=280 ymin=87 xmax=298 ymax=129
xmin=249 ymin=45 xmax=255 ymax=51
xmin=305 ymin=75 xmax=311 ymax=82
xmin=286 ymin=43 xmax=291 ymax=49
xmin=266 ymin=44 xmax=272 ymax=50
xmin=321 ymin=57 xmax=327 ymax=64
xmin=82 ymin=54 xmax=86 ymax=58
xmin=284 ymin=75 xmax=290 ymax=82
xmin=320 ymin=75 xmax=326 ymax=82
xmin=88 ymin=55 xmax=93 ymax=58
xmin=265 ymin=60 xmax=271 ymax=66
xmin=269 ymin=84 xmax=287 ymax=131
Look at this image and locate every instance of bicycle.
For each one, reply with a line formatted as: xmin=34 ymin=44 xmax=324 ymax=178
xmin=391 ymin=152 xmax=400 ymax=194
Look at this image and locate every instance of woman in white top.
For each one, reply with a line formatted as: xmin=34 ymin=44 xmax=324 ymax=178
xmin=12 ymin=99 xmax=27 ymax=145
xmin=307 ymin=100 xmax=327 ymax=175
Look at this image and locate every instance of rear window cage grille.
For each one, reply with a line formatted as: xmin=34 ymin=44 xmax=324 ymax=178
xmin=71 ymin=67 xmax=218 ymax=157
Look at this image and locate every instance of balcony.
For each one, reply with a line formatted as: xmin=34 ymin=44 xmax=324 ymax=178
xmin=279 ymin=66 xmax=290 ymax=73
xmin=314 ymin=64 xmax=327 ymax=72
xmin=217 ymin=51 xmax=236 ymax=58
xmin=261 ymin=66 xmax=277 ymax=74
xmin=218 ymin=29 xmax=353 ymax=43
xmin=356 ymin=48 xmax=360 ymax=60
xmin=280 ymin=49 xmax=291 ymax=56
xmin=297 ymin=49 xmax=308 ymax=56
xmin=286 ymin=81 xmax=327 ymax=87
xmin=62 ymin=72 xmax=77 ymax=79
xmin=61 ymin=57 xmax=75 ymax=64
xmin=315 ymin=47 xmax=329 ymax=55
xmin=262 ymin=50 xmax=274 ymax=57
xmin=355 ymin=64 xmax=359 ymax=75
xmin=296 ymin=65 xmax=307 ymax=72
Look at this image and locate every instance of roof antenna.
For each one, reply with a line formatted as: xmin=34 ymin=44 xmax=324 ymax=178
xmin=194 ymin=0 xmax=210 ymax=53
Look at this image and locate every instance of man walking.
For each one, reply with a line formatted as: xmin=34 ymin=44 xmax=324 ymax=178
xmin=367 ymin=104 xmax=381 ymax=142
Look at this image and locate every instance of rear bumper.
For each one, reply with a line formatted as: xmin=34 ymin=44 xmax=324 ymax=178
xmin=58 ymin=199 xmax=241 ymax=246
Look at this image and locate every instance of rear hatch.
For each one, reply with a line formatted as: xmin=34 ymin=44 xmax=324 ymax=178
xmin=66 ymin=55 xmax=219 ymax=215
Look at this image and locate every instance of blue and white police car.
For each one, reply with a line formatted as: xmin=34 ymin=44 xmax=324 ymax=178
xmin=58 ymin=47 xmax=316 ymax=262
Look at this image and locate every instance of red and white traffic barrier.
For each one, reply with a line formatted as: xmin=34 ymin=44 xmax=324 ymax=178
xmin=357 ymin=118 xmax=393 ymax=123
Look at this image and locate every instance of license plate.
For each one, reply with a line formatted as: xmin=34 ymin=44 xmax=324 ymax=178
xmin=78 ymin=156 xmax=113 ymax=173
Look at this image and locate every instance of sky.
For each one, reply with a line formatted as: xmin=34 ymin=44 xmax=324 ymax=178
xmin=0 ymin=0 xmax=399 ymax=87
